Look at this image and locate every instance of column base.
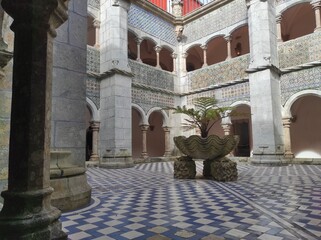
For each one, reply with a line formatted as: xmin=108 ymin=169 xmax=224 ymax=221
xmin=89 ymin=154 xmax=100 ymax=161
xmin=0 ymin=188 xmax=67 ymax=240
xmin=100 ymin=156 xmax=134 ymax=169
xmin=250 ymin=154 xmax=290 ymax=166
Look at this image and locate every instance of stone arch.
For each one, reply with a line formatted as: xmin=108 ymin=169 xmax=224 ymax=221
xmin=277 ymin=1 xmax=315 ymax=41
xmin=146 ymin=107 xmax=169 ymax=127
xmin=276 ymin=0 xmax=311 ymax=14
xmin=184 ymin=43 xmax=202 ymax=52
xmin=132 ymin=104 xmax=148 ymax=158
xmin=284 ymin=90 xmax=321 ymax=158
xmin=205 ymin=34 xmax=225 ymax=46
xmin=132 ymin=103 xmax=148 ymax=125
xmin=283 ymin=90 xmax=321 ymax=118
xmin=229 ymin=101 xmax=252 ymax=157
xmin=86 ymin=97 xmax=99 ymax=121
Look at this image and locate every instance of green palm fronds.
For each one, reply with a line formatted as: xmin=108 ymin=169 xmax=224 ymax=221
xmin=166 ymin=97 xmax=233 ymax=138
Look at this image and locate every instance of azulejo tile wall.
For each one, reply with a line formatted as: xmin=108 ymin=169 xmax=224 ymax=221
xmin=129 ymin=60 xmax=175 ymax=91
xmin=281 ymin=66 xmax=321 ymax=105
xmin=128 ymin=4 xmax=177 ymax=46
xmin=278 ymin=32 xmax=321 ymax=69
xmin=86 ymin=46 xmax=100 ymax=108
xmin=88 ymin=0 xmax=99 ymax=9
xmin=132 ymin=87 xmax=175 ymax=113
xmin=184 ymin=0 xmax=247 ymax=43
xmin=187 ymin=54 xmax=250 ymax=90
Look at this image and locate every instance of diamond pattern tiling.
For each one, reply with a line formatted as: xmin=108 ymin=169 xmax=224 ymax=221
xmin=61 ymin=162 xmax=321 ymax=240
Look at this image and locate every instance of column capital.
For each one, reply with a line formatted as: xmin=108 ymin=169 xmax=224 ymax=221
xmin=154 ymin=45 xmax=162 ymax=53
xmin=282 ymin=117 xmax=292 ymax=127
xmin=224 ymin=34 xmax=232 ymax=42
xmin=276 ymin=14 xmax=282 ymax=23
xmin=311 ymin=0 xmax=321 ymax=9
xmin=182 ymin=52 xmax=188 ymax=58
xmin=2 ymin=0 xmax=69 ymax=35
xmin=140 ymin=124 xmax=149 ymax=131
xmin=200 ymin=44 xmax=207 ymax=50
xmin=135 ymin=37 xmax=143 ymax=44
xmin=171 ymin=52 xmax=177 ymax=59
xmin=90 ymin=120 xmax=100 ymax=129
xmin=93 ymin=18 xmax=100 ymax=28
xmin=163 ymin=126 xmax=170 ymax=132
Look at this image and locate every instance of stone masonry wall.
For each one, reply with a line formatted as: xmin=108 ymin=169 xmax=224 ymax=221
xmin=52 ymin=0 xmax=88 ymax=166
xmin=128 ymin=4 xmax=177 ymax=46
xmin=184 ymin=0 xmax=247 ymax=44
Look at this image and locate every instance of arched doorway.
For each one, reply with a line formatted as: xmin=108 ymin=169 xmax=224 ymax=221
xmin=147 ymin=111 xmax=165 ymax=157
xmin=85 ymin=105 xmax=93 ymax=161
xmin=231 ymin=104 xmax=252 ymax=157
xmin=132 ymin=108 xmax=143 ymax=158
xmin=290 ymin=95 xmax=321 ymax=158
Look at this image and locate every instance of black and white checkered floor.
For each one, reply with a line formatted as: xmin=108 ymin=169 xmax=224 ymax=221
xmin=61 ymin=162 xmax=321 ymax=240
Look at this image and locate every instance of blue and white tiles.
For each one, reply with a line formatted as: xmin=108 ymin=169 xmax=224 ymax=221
xmin=61 ymin=162 xmax=321 ymax=239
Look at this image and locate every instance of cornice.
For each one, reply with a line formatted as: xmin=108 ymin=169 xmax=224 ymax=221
xmin=132 ymin=0 xmax=175 ymax=23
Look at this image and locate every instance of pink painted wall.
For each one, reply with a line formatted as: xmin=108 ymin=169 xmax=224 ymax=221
xmin=290 ymin=96 xmax=321 ymax=158
xmin=132 ymin=109 xmax=143 ymax=158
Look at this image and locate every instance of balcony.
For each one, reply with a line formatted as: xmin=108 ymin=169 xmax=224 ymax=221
xmin=278 ymin=31 xmax=321 ymax=69
xmin=129 ymin=59 xmax=175 ymax=91
xmin=187 ymin=54 xmax=250 ymax=91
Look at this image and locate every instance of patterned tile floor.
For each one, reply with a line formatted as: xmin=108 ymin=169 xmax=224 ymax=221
xmin=61 ymin=162 xmax=321 ymax=240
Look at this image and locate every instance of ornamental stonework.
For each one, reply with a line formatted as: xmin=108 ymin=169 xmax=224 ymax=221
xmin=187 ymin=54 xmax=249 ymax=90
xmin=184 ymin=0 xmax=247 ymax=44
xmin=87 ymin=46 xmax=100 ymax=73
xmin=132 ymin=87 xmax=175 ymax=113
xmin=281 ymin=67 xmax=321 ymax=105
xmin=128 ymin=4 xmax=177 ymax=46
xmin=86 ymin=76 xmax=100 ymax=109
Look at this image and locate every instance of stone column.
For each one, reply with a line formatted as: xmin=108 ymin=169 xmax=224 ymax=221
xmin=201 ymin=44 xmax=208 ymax=67
xmin=99 ymin=0 xmax=133 ymax=168
xmin=282 ymin=118 xmax=294 ymax=158
xmin=224 ymin=35 xmax=232 ymax=60
xmin=247 ymin=0 xmax=284 ymax=164
xmin=135 ymin=37 xmax=143 ymax=62
xmin=172 ymin=52 xmax=177 ymax=73
xmin=89 ymin=121 xmax=100 ymax=161
xmin=93 ymin=18 xmax=100 ymax=48
xmin=311 ymin=0 xmax=321 ymax=32
xmin=276 ymin=14 xmax=283 ymax=42
xmin=140 ymin=125 xmax=149 ymax=158
xmin=154 ymin=45 xmax=162 ymax=69
xmin=182 ymin=52 xmax=188 ymax=73
xmin=0 ymin=0 xmax=68 ymax=239
xmin=222 ymin=124 xmax=232 ymax=135
xmin=163 ymin=126 xmax=171 ymax=157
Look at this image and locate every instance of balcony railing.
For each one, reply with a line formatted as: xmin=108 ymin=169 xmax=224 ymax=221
xmin=148 ymin=0 xmax=214 ymax=15
xmin=187 ymin=54 xmax=250 ymax=91
xmin=278 ymin=31 xmax=321 ymax=69
xmin=129 ymin=59 xmax=175 ymax=91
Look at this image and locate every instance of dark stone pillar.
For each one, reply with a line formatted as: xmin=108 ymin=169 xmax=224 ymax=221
xmin=0 ymin=0 xmax=69 ymax=239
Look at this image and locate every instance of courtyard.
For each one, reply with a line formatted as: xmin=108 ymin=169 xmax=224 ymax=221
xmin=61 ymin=162 xmax=321 ymax=240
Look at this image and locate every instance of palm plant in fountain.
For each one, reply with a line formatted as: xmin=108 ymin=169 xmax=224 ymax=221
xmin=168 ymin=96 xmax=239 ymax=181
xmin=168 ymin=97 xmax=232 ymax=138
